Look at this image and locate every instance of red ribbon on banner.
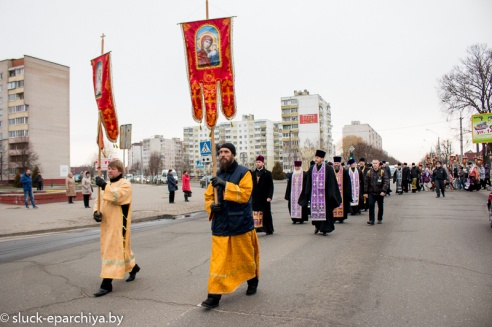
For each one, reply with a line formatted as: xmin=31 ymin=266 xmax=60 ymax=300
xmin=181 ymin=17 xmax=236 ymax=128
xmin=91 ymin=52 xmax=119 ymax=143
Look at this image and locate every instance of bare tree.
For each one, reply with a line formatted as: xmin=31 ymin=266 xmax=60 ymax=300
xmin=130 ymin=161 xmax=141 ymax=174
xmin=440 ymin=139 xmax=454 ymax=165
xmin=341 ymin=135 xmax=364 ymax=160
xmin=148 ymin=151 xmax=163 ymax=177
xmin=10 ymin=138 xmax=39 ymax=173
xmin=298 ymin=139 xmax=318 ymax=171
xmin=439 ymin=44 xmax=492 ymax=116
xmin=439 ymin=44 xmax=492 ymax=160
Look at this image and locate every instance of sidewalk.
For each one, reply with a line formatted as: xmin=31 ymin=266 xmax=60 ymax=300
xmin=0 ymin=182 xmax=207 ymax=237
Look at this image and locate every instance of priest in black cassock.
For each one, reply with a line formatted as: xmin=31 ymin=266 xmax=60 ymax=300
xmin=285 ymin=160 xmax=309 ymax=224
xmin=252 ymin=155 xmax=275 ymax=234
xmin=298 ymin=150 xmax=342 ymax=235
xmin=332 ymin=156 xmax=352 ymax=223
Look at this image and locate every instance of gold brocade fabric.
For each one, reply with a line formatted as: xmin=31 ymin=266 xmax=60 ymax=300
xmin=95 ymin=178 xmax=135 ymax=279
xmin=208 ymin=230 xmax=260 ymax=294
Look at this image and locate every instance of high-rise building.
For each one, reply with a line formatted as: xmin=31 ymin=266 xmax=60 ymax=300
xmin=0 ymin=55 xmax=69 ymax=183
xmin=342 ymin=121 xmax=382 ymax=150
xmin=129 ymin=135 xmax=183 ymax=176
xmin=183 ymin=114 xmax=282 ymax=177
xmin=281 ymin=90 xmax=333 ymax=171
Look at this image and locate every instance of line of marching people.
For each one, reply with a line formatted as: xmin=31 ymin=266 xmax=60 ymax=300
xmin=392 ymin=159 xmax=490 ymax=198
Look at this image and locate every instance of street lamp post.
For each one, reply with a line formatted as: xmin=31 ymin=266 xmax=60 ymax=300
xmin=426 ymin=129 xmax=440 ymax=160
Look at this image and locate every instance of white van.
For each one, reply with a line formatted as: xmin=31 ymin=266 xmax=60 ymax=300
xmin=162 ymin=169 xmax=179 ymax=184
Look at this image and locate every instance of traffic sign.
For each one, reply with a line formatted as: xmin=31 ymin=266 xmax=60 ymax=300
xmin=94 ymin=158 xmax=111 ymax=170
xmin=201 ymin=155 xmax=212 ymax=164
xmin=196 ymin=160 xmax=205 ymax=169
xmin=200 ymin=140 xmax=212 ymax=156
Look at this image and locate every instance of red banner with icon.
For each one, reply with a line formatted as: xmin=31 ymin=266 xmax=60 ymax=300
xmin=181 ymin=17 xmax=236 ymax=129
xmin=91 ymin=52 xmax=119 ymax=143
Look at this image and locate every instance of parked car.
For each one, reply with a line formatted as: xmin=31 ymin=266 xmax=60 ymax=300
xmin=162 ymin=169 xmax=179 ymax=184
xmin=74 ymin=174 xmax=82 ymax=183
xmin=200 ymin=175 xmax=213 ymax=188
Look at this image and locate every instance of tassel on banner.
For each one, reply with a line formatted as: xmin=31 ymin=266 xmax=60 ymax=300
xmin=230 ymin=121 xmax=233 ymax=127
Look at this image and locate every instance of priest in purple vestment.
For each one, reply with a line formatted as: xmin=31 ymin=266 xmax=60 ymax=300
xmin=298 ymin=150 xmax=342 ymax=235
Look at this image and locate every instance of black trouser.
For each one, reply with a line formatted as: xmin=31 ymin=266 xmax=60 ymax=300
xmin=368 ymin=194 xmax=384 ymax=222
xmin=83 ymin=194 xmax=90 ymax=207
xmin=402 ymin=181 xmax=409 ymax=193
xmin=435 ymin=179 xmax=445 ymax=197
xmin=101 ymin=278 xmax=113 ymax=291
xmin=184 ymin=192 xmax=189 ymax=201
xmin=68 ymin=196 xmax=74 ymax=203
xmin=169 ymin=191 xmax=175 ymax=203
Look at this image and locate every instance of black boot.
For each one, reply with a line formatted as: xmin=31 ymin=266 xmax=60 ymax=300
xmin=126 ymin=264 xmax=140 ymax=282
xmin=246 ymin=277 xmax=258 ymax=295
xmin=201 ymin=294 xmax=221 ymax=308
xmin=94 ymin=278 xmax=112 ymax=297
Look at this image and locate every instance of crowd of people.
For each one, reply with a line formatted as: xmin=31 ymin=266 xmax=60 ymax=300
xmin=391 ymin=159 xmax=490 ymax=197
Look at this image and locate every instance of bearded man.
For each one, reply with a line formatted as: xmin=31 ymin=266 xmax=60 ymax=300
xmin=201 ymin=143 xmax=260 ymax=309
xmin=285 ymin=160 xmax=309 ymax=224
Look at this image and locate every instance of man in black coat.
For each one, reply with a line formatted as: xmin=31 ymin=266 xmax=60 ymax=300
xmin=402 ymin=163 xmax=411 ymax=193
xmin=252 ymin=155 xmax=274 ymax=234
xmin=432 ymin=161 xmax=448 ymax=198
xmin=332 ymin=156 xmax=352 ymax=223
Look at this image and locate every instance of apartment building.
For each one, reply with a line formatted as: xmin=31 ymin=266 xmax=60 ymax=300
xmin=342 ymin=121 xmax=382 ymax=150
xmin=183 ymin=114 xmax=282 ymax=177
xmin=0 ymin=55 xmax=69 ymax=183
xmin=128 ymin=136 xmax=183 ymax=175
xmin=281 ymin=90 xmax=333 ymax=171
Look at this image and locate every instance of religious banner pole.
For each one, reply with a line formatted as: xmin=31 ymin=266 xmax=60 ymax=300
xmin=204 ymin=1 xmax=219 ymax=204
xmin=91 ymin=33 xmax=119 ymax=216
xmin=97 ymin=34 xmax=105 ymax=215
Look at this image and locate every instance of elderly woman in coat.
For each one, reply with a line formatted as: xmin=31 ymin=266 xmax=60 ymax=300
xmin=66 ymin=172 xmax=76 ymax=204
xmin=81 ymin=171 xmax=93 ymax=208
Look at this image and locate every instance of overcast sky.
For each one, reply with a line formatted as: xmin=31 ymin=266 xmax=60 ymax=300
xmin=2 ymin=0 xmax=491 ymax=166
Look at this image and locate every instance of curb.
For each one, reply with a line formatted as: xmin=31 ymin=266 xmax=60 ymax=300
xmin=0 ymin=213 xmax=182 ymax=238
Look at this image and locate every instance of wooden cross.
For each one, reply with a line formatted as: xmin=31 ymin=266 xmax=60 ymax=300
xmin=101 ymin=33 xmax=106 ymax=54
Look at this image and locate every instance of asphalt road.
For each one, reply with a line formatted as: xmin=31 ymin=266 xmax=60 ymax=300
xmin=0 ymin=186 xmax=491 ymax=327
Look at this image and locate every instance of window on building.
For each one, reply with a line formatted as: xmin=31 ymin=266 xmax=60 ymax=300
xmin=0 ymin=85 xmax=2 ymax=92
xmin=8 ymin=130 xmax=29 ymax=138
xmin=8 ymin=117 xmax=28 ymax=125
xmin=0 ymin=97 xmax=2 ymax=105
xmin=0 ymin=109 xmax=2 ymax=116
xmin=0 ymin=73 xmax=2 ymax=80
